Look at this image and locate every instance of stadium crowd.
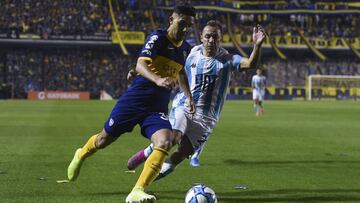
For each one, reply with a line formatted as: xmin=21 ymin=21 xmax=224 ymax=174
xmin=0 ymin=1 xmax=359 ymax=99
xmin=228 ymin=56 xmax=360 ymax=88
xmin=2 ymin=49 xmax=133 ymax=98
xmin=0 ymin=0 xmax=358 ymax=38
xmin=1 ymin=48 xmax=359 ymax=99
xmin=0 ymin=0 xmax=114 ymax=37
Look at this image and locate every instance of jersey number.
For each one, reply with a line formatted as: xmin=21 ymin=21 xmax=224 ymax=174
xmin=195 ymin=75 xmax=217 ymax=92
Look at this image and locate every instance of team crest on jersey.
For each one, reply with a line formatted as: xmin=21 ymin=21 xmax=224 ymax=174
xmin=109 ymin=118 xmax=114 ymax=126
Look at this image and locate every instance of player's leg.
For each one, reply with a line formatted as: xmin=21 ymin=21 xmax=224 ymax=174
xmin=157 ymin=116 xmax=215 ymax=180
xmin=127 ymin=143 xmax=154 ymax=170
xmin=190 ymin=142 xmax=204 ymax=167
xmin=155 ymin=132 xmax=193 ymax=181
xmin=253 ymin=90 xmax=261 ymax=116
xmin=127 ymin=106 xmax=186 ymax=170
xmin=259 ymin=91 xmax=265 ymax=115
xmin=259 ymin=100 xmax=264 ymax=115
xmin=190 ymin=131 xmax=212 ymax=167
xmin=127 ymin=129 xmax=183 ymax=170
xmin=126 ymin=113 xmax=174 ymax=203
xmin=254 ymin=99 xmax=261 ymax=116
xmin=67 ymin=129 xmax=117 ymax=181
xmin=126 ymin=129 xmax=173 ymax=203
xmin=68 ymin=101 xmax=139 ymax=181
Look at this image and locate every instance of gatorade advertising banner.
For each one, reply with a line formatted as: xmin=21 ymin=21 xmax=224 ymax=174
xmin=28 ymin=91 xmax=90 ymax=100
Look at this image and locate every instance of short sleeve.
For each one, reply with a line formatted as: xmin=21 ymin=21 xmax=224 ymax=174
xmin=138 ymin=33 xmax=163 ymax=61
xmin=231 ymin=54 xmax=243 ymax=71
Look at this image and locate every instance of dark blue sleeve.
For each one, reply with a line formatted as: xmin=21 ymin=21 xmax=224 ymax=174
xmin=138 ymin=32 xmax=163 ymax=60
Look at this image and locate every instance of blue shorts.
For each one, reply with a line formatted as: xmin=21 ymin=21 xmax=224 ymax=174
xmin=103 ymin=101 xmax=172 ymax=139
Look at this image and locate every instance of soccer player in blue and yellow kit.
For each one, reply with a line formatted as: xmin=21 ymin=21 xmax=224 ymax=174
xmin=67 ymin=4 xmax=196 ymax=203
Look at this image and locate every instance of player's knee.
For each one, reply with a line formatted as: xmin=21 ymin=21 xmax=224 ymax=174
xmin=154 ymin=139 xmax=173 ymax=151
xmin=153 ymin=135 xmax=173 ymax=150
xmin=151 ymin=129 xmax=175 ymax=150
xmin=96 ymin=130 xmax=116 ymax=149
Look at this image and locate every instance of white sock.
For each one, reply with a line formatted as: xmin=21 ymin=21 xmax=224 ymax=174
xmin=144 ymin=143 xmax=154 ymax=157
xmin=160 ymin=160 xmax=174 ymax=174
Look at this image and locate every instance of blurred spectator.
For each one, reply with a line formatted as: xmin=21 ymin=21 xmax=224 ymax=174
xmin=4 ymin=48 xmax=134 ymax=98
xmin=0 ymin=1 xmax=359 ymax=99
xmin=229 ymin=57 xmax=360 ymax=88
xmin=0 ymin=1 xmax=358 ymax=38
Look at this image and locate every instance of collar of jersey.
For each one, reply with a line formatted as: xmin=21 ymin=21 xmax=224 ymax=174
xmin=166 ymin=34 xmax=183 ymax=48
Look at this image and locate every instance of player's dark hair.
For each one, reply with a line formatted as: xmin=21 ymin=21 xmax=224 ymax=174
xmin=173 ymin=4 xmax=196 ymax=17
xmin=205 ymin=20 xmax=222 ymax=32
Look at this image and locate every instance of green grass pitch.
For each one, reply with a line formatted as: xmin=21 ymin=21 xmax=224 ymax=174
xmin=0 ymin=100 xmax=360 ymax=203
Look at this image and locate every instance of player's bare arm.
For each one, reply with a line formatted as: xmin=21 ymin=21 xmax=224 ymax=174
xmin=136 ymin=58 xmax=176 ymax=89
xmin=178 ymin=68 xmax=195 ymax=114
xmin=240 ymin=24 xmax=266 ymax=68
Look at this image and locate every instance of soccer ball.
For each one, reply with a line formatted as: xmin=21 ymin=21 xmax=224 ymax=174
xmin=185 ymin=184 xmax=217 ymax=203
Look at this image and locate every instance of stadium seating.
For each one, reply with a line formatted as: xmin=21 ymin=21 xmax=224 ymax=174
xmin=0 ymin=0 xmax=358 ymax=99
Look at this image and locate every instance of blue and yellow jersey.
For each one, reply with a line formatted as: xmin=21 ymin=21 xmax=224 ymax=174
xmin=119 ymin=29 xmax=191 ymax=113
xmin=138 ymin=29 xmax=191 ymax=79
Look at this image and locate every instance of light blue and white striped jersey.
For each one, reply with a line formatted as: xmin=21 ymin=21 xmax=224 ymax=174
xmin=172 ymin=44 xmax=242 ymax=121
xmin=251 ymin=75 xmax=266 ymax=91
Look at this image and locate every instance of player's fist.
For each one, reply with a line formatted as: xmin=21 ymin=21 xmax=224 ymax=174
xmin=155 ymin=77 xmax=176 ymax=89
xmin=253 ymin=24 xmax=266 ymax=46
xmin=186 ymin=99 xmax=196 ymax=114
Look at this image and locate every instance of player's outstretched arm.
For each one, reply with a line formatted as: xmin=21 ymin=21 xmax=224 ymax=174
xmin=135 ymin=58 xmax=176 ymax=89
xmin=240 ymin=24 xmax=266 ymax=69
xmin=178 ymin=68 xmax=195 ymax=113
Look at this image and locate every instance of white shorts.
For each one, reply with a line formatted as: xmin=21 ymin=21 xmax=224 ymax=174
xmin=253 ymin=89 xmax=265 ymax=101
xmin=169 ymin=106 xmax=217 ymax=151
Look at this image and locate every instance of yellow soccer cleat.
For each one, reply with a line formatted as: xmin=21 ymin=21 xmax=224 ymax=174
xmin=67 ymin=148 xmax=84 ymax=181
xmin=125 ymin=188 xmax=156 ymax=203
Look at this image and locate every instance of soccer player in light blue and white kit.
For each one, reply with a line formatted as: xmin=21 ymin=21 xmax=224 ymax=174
xmin=252 ymin=68 xmax=266 ymax=116
xmin=127 ymin=20 xmax=266 ymax=178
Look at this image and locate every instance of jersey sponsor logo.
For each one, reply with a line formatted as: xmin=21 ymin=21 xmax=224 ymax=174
xmin=150 ymin=35 xmax=158 ymax=41
xmin=145 ymin=41 xmax=154 ymax=49
xmin=141 ymin=50 xmax=152 ymax=55
xmin=159 ymin=113 xmax=169 ymax=121
xmin=109 ymin=118 xmax=114 ymax=126
xmin=145 ymin=35 xmax=158 ymax=49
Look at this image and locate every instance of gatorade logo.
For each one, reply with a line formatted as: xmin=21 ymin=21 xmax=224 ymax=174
xmin=38 ymin=92 xmax=46 ymax=100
